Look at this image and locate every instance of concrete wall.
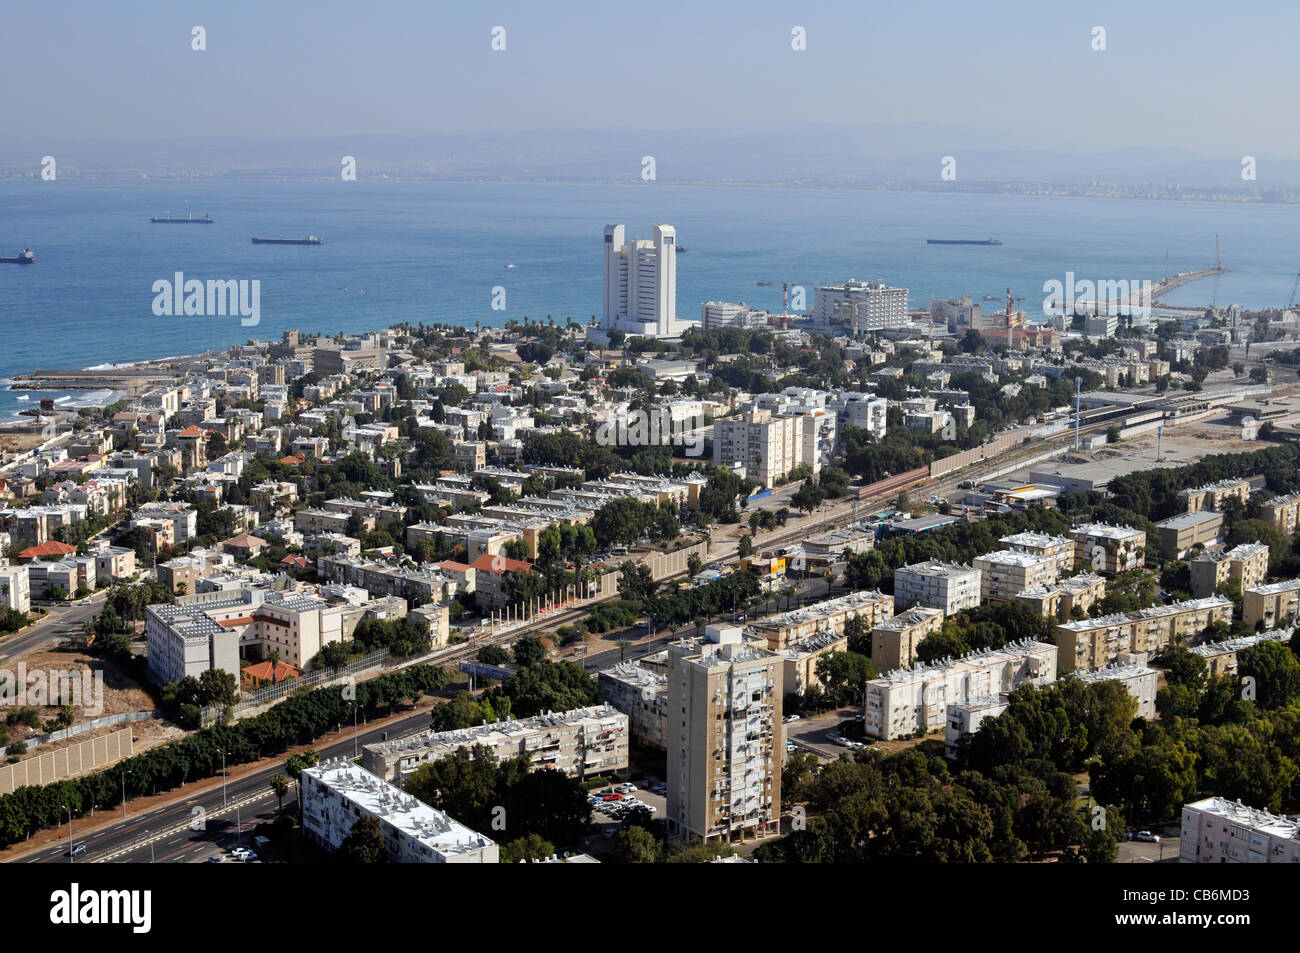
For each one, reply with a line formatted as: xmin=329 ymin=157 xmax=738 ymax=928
xmin=0 ymin=726 xmax=134 ymax=796
xmin=929 ymin=433 xmax=1020 ymax=479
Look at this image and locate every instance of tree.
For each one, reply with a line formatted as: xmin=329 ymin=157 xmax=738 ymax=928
xmin=791 ymin=479 xmax=825 ymax=515
xmin=512 ymin=635 xmax=547 ymax=668
xmin=686 ymin=552 xmax=704 ymax=578
xmin=477 ymin=645 xmax=511 ymax=666
xmin=737 ymin=534 xmax=755 ymax=559
xmin=339 ymin=815 xmax=388 ymax=863
xmin=270 ymin=774 xmax=290 ymax=814
xmin=612 ymin=825 xmax=661 ymax=863
xmin=606 ymin=328 xmax=626 ymax=349
xmin=1239 ymin=640 xmax=1300 ymax=709
xmin=500 ymin=832 xmax=556 ymax=863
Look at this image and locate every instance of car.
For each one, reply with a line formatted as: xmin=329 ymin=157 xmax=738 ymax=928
xmin=1134 ymin=831 xmax=1160 ymax=843
xmin=615 ymin=783 xmax=637 ymax=794
xmin=602 ymin=827 xmax=618 ymax=839
xmin=602 ymin=793 xmax=624 ymax=801
xmin=67 ymin=843 xmax=87 ymax=857
xmin=205 ymin=855 xmax=224 ymax=863
xmin=783 ymin=714 xmax=800 ymax=723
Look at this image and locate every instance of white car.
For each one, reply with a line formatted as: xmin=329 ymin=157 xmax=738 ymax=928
xmin=783 ymin=714 xmax=800 ymax=723
xmin=615 ymin=783 xmax=637 ymax=794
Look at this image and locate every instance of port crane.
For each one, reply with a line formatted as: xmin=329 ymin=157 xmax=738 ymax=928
xmin=755 ymin=280 xmax=810 ymax=315
xmin=982 ymin=287 xmax=1025 ymax=347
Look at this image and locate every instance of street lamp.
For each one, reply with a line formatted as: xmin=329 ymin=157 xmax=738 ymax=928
xmin=63 ymin=804 xmax=74 ymax=863
xmin=219 ymin=748 xmax=228 ymax=808
xmin=121 ymin=768 xmax=131 ymax=819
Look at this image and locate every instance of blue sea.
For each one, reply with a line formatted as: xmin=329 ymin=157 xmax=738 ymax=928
xmin=1 ymin=179 xmax=1298 ymax=420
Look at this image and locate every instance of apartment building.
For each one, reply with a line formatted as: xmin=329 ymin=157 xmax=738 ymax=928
xmin=0 ymin=564 xmax=31 ymax=614
xmin=871 ymin=606 xmax=945 ymax=672
xmin=893 ymin=560 xmax=982 ymax=615
xmin=1189 ymin=541 xmax=1270 ymax=598
xmin=1180 ymin=797 xmax=1300 ymax=865
xmin=974 ymin=549 xmax=1059 ymax=603
xmin=812 ymin=279 xmax=909 ymax=332
xmin=1015 ymin=573 xmax=1106 ymax=622
xmin=944 ymin=694 xmax=1009 ymax=760
xmin=713 ymin=407 xmax=805 ymax=489
xmin=1189 ymin=630 xmax=1292 ymax=677
xmin=748 ymin=589 xmax=893 ymax=651
xmin=156 ymin=549 xmax=233 ymax=595
xmin=829 ymin=392 xmax=888 ymax=440
xmin=1053 ymin=595 xmax=1233 ymax=671
xmin=999 ymin=532 xmax=1077 ymax=573
xmin=317 ymin=554 xmax=454 ymax=607
xmin=779 ymin=630 xmax=849 ymax=695
xmin=1179 ymin=478 xmax=1250 ymax=513
xmin=667 ymin=626 xmax=782 ymax=843
xmin=599 ymin=661 xmax=670 ymax=750
xmin=1070 ymin=523 xmax=1147 ymax=573
xmin=361 ymin=704 xmax=629 ymax=782
xmin=1071 ymin=663 xmax=1158 ymax=720
xmin=1244 ymin=577 xmax=1300 ymax=628
xmin=301 ymin=759 xmax=498 ymax=864
xmin=1261 ymin=492 xmax=1300 ymax=535
xmin=863 ymin=639 xmax=1058 ymax=740
xmin=1154 ymin=511 xmax=1224 ymax=560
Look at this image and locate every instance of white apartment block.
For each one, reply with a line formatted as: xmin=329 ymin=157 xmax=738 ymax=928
xmin=1070 ymin=523 xmax=1147 ymax=574
xmin=701 ymin=301 xmax=770 ymax=330
xmin=0 ymin=564 xmax=31 ymax=614
xmin=829 ymin=392 xmax=888 ymax=440
xmin=863 ymin=639 xmax=1058 ymax=741
xmin=668 ymin=626 xmax=782 ymax=843
xmin=713 ymin=407 xmax=805 ymax=489
xmin=302 ymin=759 xmax=498 ymax=863
xmin=749 ymin=589 xmax=894 ymax=651
xmin=361 ymin=705 xmax=629 ymax=782
xmin=1180 ymin=797 xmax=1300 ymax=864
xmin=812 ymin=279 xmax=909 ymax=332
xmin=893 ymin=560 xmax=982 ymax=615
xmin=944 ymin=694 xmax=1009 ymax=759
xmin=974 ymin=549 xmax=1059 ymax=603
xmin=1071 ymin=663 xmax=1158 ymax=720
xmin=999 ymin=531 xmax=1077 ymax=573
xmin=602 ymin=223 xmax=690 ymax=338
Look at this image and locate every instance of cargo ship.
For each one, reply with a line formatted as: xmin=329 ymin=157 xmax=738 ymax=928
xmin=151 ymin=212 xmax=213 ymax=224
xmin=0 ymin=248 xmax=34 ymax=264
xmin=926 ymin=238 xmax=1002 ymax=245
xmin=251 ymin=236 xmax=323 ymax=245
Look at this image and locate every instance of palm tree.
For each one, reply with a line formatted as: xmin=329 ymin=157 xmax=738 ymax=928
xmin=270 ymin=774 xmax=289 ymax=814
xmin=268 ymin=649 xmax=281 ymax=685
xmin=286 ymin=749 xmax=321 ymax=817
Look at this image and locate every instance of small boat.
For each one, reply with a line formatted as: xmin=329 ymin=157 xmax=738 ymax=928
xmin=505 ymin=263 xmax=517 ymax=269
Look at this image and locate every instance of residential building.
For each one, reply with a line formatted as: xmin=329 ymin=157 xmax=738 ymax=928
xmin=944 ymin=694 xmax=1009 ymax=760
xmin=1072 ymin=663 xmax=1159 ymax=720
xmin=893 ymin=560 xmax=982 ymax=615
xmin=361 ymin=704 xmax=629 ymax=782
xmin=1189 ymin=630 xmax=1293 ymax=677
xmin=779 ymin=630 xmax=849 ymax=695
xmin=599 ymin=661 xmax=670 ymax=750
xmin=1053 ymin=595 xmax=1234 ymax=671
xmin=1154 ymin=511 xmax=1224 ymax=560
xmin=870 ymin=606 xmax=945 ymax=672
xmin=0 ymin=564 xmax=31 ymax=614
xmin=974 ymin=549 xmax=1059 ymax=603
xmin=1070 ymin=523 xmax=1146 ymax=573
xmin=1189 ymin=541 xmax=1270 ymax=598
xmin=812 ymin=279 xmax=909 ymax=332
xmin=999 ymin=531 xmax=1077 ymax=573
xmin=748 ymin=589 xmax=893 ymax=651
xmin=1180 ymin=797 xmax=1300 ymax=864
xmin=302 ymin=759 xmax=498 ymax=863
xmin=863 ymin=639 xmax=1058 ymax=740
xmin=713 ymin=407 xmax=805 ymax=489
xmin=1261 ymin=492 xmax=1300 ymax=535
xmin=1244 ymin=577 xmax=1300 ymax=628
xmin=1180 ymin=478 xmax=1250 ymax=513
xmin=667 ymin=626 xmax=782 ymax=843
xmin=1015 ymin=572 xmax=1107 ymax=622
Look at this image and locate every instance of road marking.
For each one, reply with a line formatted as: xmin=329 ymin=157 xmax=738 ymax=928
xmin=90 ymin=789 xmax=274 ymax=863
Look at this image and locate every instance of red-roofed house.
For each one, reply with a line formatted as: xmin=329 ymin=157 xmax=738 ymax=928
xmin=241 ymin=659 xmax=303 ymax=691
xmin=220 ymin=533 xmax=270 ymax=560
xmin=18 ymin=540 xmax=77 ymax=561
xmin=469 ymin=552 xmax=533 ymax=610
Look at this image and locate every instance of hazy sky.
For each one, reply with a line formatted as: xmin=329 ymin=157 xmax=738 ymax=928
xmin=3 ymin=0 xmax=1297 ymax=156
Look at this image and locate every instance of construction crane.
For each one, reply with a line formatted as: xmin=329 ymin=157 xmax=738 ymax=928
xmin=755 ymin=280 xmax=809 ymax=315
xmin=981 ymin=287 xmax=1025 ymax=347
xmin=1288 ymin=268 xmax=1300 ymax=310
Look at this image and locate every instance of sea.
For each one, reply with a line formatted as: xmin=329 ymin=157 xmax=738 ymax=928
xmin=1 ymin=178 xmax=1298 ymax=421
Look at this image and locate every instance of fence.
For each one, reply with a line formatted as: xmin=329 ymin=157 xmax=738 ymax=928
xmin=0 ymin=726 xmax=134 ymax=796
xmin=928 ymin=432 xmax=1022 ymax=479
xmin=0 ymin=709 xmax=160 ymax=759
xmin=199 ymin=647 xmax=392 ymax=726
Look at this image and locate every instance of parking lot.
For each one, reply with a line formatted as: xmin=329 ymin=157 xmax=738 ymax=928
xmin=588 ymin=782 xmax=668 ymax=841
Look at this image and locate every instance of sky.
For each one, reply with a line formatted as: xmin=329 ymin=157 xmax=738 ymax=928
xmin=2 ymin=0 xmax=1297 ymax=158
